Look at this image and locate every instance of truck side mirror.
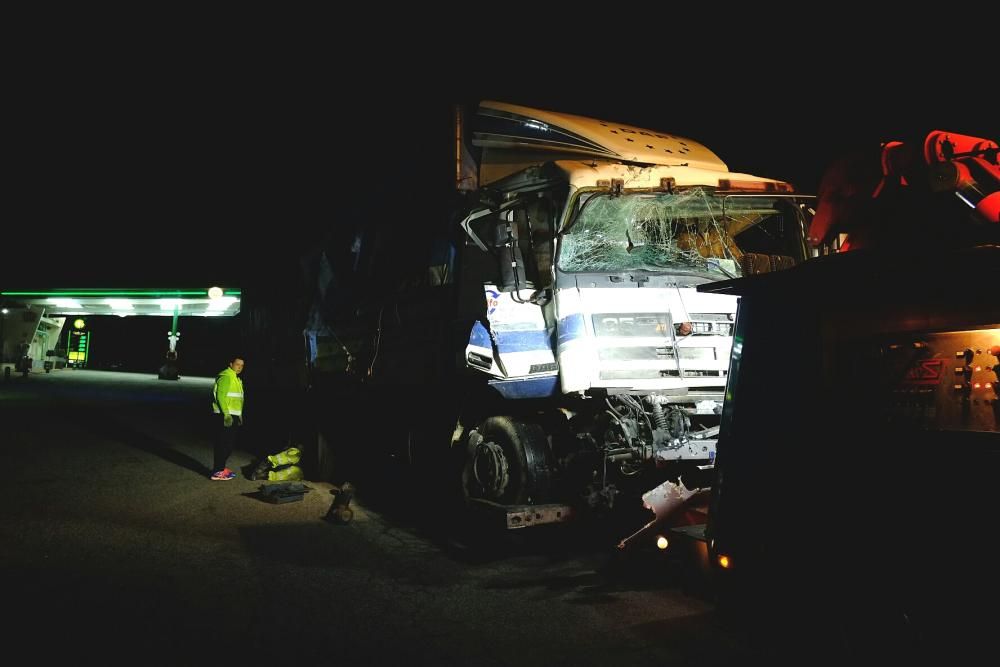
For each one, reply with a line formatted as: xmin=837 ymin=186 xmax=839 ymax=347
xmin=461 ymin=208 xmax=499 ymax=252
xmin=460 ymin=204 xmax=540 ymax=293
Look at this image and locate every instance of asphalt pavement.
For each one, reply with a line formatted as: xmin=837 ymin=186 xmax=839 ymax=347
xmin=0 ymin=369 xmax=762 ymax=665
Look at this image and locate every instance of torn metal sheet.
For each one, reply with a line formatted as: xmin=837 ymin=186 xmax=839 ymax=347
xmin=617 ymin=478 xmax=709 ymax=550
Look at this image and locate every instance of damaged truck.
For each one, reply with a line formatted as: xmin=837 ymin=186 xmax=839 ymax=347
xmin=299 ymin=101 xmax=815 ymax=534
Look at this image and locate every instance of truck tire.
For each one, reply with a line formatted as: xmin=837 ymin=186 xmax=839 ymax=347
xmin=461 ymin=416 xmax=550 ymax=506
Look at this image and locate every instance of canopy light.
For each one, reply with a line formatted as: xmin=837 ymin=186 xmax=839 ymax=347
xmin=2 ymin=288 xmax=241 ymax=318
xmin=4 ymin=289 xmax=240 ymax=297
xmin=207 ymin=296 xmax=239 ymax=311
xmin=48 ymin=298 xmax=82 ymax=308
xmin=159 ymin=299 xmax=184 ymax=311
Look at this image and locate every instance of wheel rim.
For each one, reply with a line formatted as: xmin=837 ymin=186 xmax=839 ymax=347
xmin=470 ymin=439 xmax=510 ymax=500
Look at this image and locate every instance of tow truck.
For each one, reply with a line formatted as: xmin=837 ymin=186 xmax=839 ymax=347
xmin=661 ymin=129 xmax=1000 ymax=659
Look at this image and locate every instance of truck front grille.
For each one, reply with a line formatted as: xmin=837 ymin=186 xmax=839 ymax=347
xmin=598 ymin=346 xmax=674 ymax=361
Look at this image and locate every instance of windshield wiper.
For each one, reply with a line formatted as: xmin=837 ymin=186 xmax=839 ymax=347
xmin=706 ymin=259 xmax=738 ymax=279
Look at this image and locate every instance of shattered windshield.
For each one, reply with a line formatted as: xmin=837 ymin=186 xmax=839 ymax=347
xmin=558 ymin=188 xmax=786 ymax=278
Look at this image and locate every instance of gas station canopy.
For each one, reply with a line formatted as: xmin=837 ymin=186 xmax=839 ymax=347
xmin=0 ymin=288 xmax=241 ymax=317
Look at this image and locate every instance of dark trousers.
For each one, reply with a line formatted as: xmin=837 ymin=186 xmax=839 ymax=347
xmin=213 ymin=414 xmax=242 ymax=472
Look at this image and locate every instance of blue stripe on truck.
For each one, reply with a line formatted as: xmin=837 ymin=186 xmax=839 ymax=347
xmin=495 ymin=329 xmax=552 ymax=353
xmin=468 ymin=322 xmax=554 ymax=354
xmin=488 ymin=375 xmax=560 ymax=399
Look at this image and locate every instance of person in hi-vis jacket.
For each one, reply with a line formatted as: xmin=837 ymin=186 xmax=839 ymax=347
xmin=210 ymin=356 xmax=245 ymax=480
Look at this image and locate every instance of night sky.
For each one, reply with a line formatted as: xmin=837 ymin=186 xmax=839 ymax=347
xmin=8 ymin=49 xmax=996 ymax=283
xmin=5 ymin=48 xmax=996 ymax=370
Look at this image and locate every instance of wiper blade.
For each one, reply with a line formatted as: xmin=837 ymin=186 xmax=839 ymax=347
xmin=705 ymin=259 xmax=738 ymax=279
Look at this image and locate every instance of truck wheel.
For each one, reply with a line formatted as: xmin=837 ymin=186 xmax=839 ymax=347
xmin=461 ymin=416 xmax=550 ymax=506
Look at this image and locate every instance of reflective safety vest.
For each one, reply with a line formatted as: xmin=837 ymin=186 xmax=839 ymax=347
xmin=268 ymin=465 xmax=304 ymax=481
xmin=268 ymin=447 xmax=301 ymax=467
xmin=212 ymin=367 xmax=244 ymax=417
xmin=267 ymin=447 xmax=303 ymax=481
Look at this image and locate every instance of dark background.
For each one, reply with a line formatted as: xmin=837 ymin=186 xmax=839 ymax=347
xmin=5 ymin=39 xmax=996 ymax=372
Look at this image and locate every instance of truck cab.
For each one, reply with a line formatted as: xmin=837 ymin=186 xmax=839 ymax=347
xmin=451 ymin=102 xmax=813 ymax=519
xmin=305 ymin=101 xmax=815 ymax=532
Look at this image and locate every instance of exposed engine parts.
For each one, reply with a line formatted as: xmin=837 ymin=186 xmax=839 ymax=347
xmin=599 ymin=394 xmax=716 ymax=464
xmin=571 ymin=394 xmax=720 ymax=511
xmin=460 ymin=396 xmax=720 ymax=515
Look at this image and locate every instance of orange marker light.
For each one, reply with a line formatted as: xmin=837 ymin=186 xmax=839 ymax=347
xmin=717 ymin=555 xmax=731 ymax=569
